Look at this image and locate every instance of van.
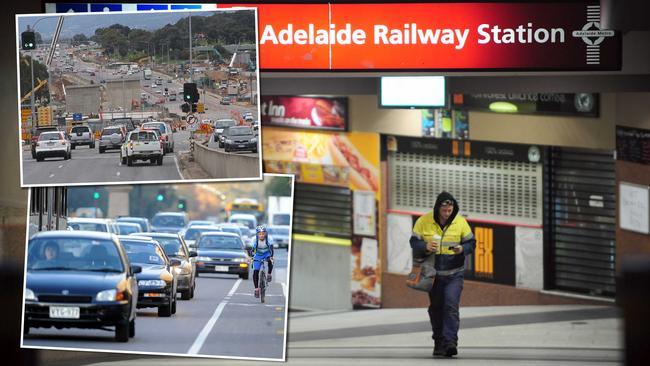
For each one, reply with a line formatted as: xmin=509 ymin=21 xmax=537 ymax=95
xmin=228 ymin=214 xmax=257 ymax=230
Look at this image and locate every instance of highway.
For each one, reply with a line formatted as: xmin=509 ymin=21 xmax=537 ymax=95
xmin=23 ymin=249 xmax=289 ymax=359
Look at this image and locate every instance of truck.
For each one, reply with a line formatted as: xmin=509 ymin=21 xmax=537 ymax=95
xmin=267 ymin=196 xmax=292 ymax=226
xmin=143 ymin=68 xmax=152 ymax=80
xmin=120 ymin=129 xmax=163 ymax=166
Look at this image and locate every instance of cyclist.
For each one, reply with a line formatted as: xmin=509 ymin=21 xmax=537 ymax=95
xmin=251 ymin=225 xmax=274 ymax=298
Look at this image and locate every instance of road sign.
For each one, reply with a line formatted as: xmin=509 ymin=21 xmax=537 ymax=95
xmin=197 ymin=102 xmax=204 ymax=113
xmin=21 ymin=108 xmax=31 ymax=123
xmin=187 ymin=114 xmax=199 ymax=132
xmin=72 ymin=113 xmax=82 ymax=121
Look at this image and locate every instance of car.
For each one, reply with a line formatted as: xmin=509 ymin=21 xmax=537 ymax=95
xmin=116 ymin=217 xmax=151 ymax=233
xmin=222 ymin=126 xmax=258 ymax=153
xmin=99 ymin=126 xmax=126 ymax=153
xmin=220 ymin=96 xmax=231 ymax=105
xmin=267 ymin=225 xmax=291 ymax=249
xmin=182 ymin=225 xmax=221 ymax=249
xmin=151 ymin=83 xmax=157 ymax=88
xmin=186 ymin=220 xmax=216 ymax=230
xmin=120 ymin=129 xmax=164 ymax=166
xmin=133 ymin=232 xmax=197 ymax=300
xmin=212 ymin=119 xmax=237 ymax=143
xmin=228 ymin=213 xmax=258 ymax=231
xmin=151 ymin=212 xmax=188 ymax=234
xmin=110 ymin=117 xmax=136 ymax=132
xmin=168 ymin=93 xmax=177 ymax=101
xmin=116 ymin=222 xmax=142 ymax=235
xmin=67 ymin=218 xmax=117 ymax=234
xmin=30 ymin=126 xmax=59 ymax=158
xmin=69 ymin=125 xmax=95 ymax=149
xmin=34 ymin=131 xmax=71 ymax=162
xmin=24 ymin=231 xmax=140 ymax=342
xmin=155 ymin=78 xmax=163 ymax=85
xmin=194 ymin=232 xmax=250 ymax=279
xmin=118 ymin=236 xmax=179 ymax=317
xmin=141 ymin=121 xmax=174 ymax=153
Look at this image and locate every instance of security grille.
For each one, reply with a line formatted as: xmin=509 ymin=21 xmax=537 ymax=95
xmin=293 ymin=184 xmax=352 ymax=239
xmin=389 ymin=152 xmax=543 ymax=226
xmin=548 ymin=147 xmax=616 ymax=297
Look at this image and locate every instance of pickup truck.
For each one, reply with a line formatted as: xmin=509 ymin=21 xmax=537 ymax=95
xmin=120 ymin=130 xmax=163 ymax=166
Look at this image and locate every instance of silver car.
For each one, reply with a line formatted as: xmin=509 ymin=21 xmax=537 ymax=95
xmin=69 ymin=125 xmax=95 ymax=149
xmin=99 ymin=126 xmax=126 ymax=153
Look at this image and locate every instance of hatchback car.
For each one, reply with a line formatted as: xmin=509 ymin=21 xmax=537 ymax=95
xmin=34 ymin=131 xmax=71 ymax=161
xmin=134 ymin=232 xmax=197 ymax=300
xmin=99 ymin=126 xmax=126 ymax=153
xmin=195 ymin=232 xmax=249 ymax=279
xmin=69 ymin=125 xmax=95 ymax=149
xmin=222 ymin=126 xmax=257 ymax=153
xmin=118 ymin=236 xmax=179 ymax=317
xmin=212 ymin=119 xmax=237 ymax=143
xmin=24 ymin=231 xmax=140 ymax=342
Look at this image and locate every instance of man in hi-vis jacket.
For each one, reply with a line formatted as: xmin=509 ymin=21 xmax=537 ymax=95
xmin=410 ymin=191 xmax=476 ymax=358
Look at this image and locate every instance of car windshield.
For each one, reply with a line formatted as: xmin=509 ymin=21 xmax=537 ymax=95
xmin=118 ymin=224 xmax=141 ymax=235
xmin=27 ymin=237 xmax=123 ymax=272
xmin=121 ymin=240 xmax=167 ymax=265
xmin=229 ymin=127 xmax=252 ymax=136
xmin=68 ymin=222 xmax=107 ymax=232
xmin=143 ymin=123 xmax=166 ymax=133
xmin=216 ymin=120 xmax=236 ymax=128
xmin=152 ymin=215 xmax=185 ymax=227
xmin=184 ymin=227 xmax=218 ymax=241
xmin=147 ymin=237 xmax=185 ymax=258
xmin=220 ymin=227 xmax=241 ymax=236
xmin=273 ymin=214 xmax=291 ymax=226
xmin=198 ymin=235 xmax=242 ymax=250
xmin=130 ymin=131 xmax=157 ymax=141
xmin=268 ymin=227 xmax=290 ymax=236
xmin=38 ymin=132 xmax=62 ymax=141
xmin=189 ymin=221 xmax=213 ymax=227
xmin=229 ymin=219 xmax=254 ymax=229
xmin=117 ymin=218 xmax=147 ymax=232
xmin=35 ymin=128 xmax=57 ymax=136
xmin=71 ymin=126 xmax=88 ymax=133
xmin=102 ymin=128 xmax=121 ymax=136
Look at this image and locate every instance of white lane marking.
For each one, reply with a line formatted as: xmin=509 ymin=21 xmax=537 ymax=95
xmin=187 ymin=279 xmax=241 ymax=355
xmin=226 ymin=302 xmax=284 ymax=308
xmin=58 ymin=165 xmax=63 ymax=169
xmin=49 ymin=174 xmax=54 ymax=178
xmin=116 ymin=171 xmax=121 ymax=177
xmin=173 ymin=155 xmax=184 ymax=179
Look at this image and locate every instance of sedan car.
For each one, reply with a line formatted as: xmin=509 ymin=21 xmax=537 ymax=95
xmin=267 ymin=225 xmax=291 ymax=249
xmin=35 ymin=131 xmax=71 ymax=161
xmin=182 ymin=225 xmax=221 ymax=249
xmin=116 ymin=222 xmax=142 ymax=235
xmin=118 ymin=236 xmax=179 ymax=317
xmin=116 ymin=217 xmax=151 ymax=233
xmin=133 ymin=232 xmax=197 ymax=300
xmin=195 ymin=232 xmax=249 ymax=279
xmin=222 ymin=126 xmax=258 ymax=153
xmin=151 ymin=212 xmax=188 ymax=234
xmin=24 ymin=231 xmax=140 ymax=342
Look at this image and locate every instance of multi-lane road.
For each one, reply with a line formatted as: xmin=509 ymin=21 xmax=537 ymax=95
xmin=23 ymin=249 xmax=288 ymax=360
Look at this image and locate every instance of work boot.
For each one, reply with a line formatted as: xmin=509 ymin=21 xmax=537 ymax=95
xmin=432 ymin=345 xmax=444 ymax=357
xmin=254 ymin=288 xmax=260 ymax=298
xmin=444 ymin=344 xmax=458 ymax=358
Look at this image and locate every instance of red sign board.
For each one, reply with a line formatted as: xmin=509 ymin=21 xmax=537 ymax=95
xmin=218 ymin=2 xmax=620 ymax=71
xmin=261 ymin=96 xmax=348 ymax=131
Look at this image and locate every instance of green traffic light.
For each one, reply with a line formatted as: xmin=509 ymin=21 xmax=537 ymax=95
xmin=156 ymin=194 xmax=164 ymax=202
xmin=177 ymin=203 xmax=185 ymax=209
xmin=93 ymin=192 xmax=100 ymax=200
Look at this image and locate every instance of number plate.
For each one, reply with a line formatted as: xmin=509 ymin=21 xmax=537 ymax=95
xmin=214 ymin=266 xmax=229 ymax=272
xmin=49 ymin=306 xmax=80 ymax=319
xmin=238 ymin=144 xmax=245 ymax=148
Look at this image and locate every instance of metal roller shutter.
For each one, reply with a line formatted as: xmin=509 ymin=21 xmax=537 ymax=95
xmin=293 ymin=184 xmax=352 ymax=239
xmin=547 ymin=147 xmax=616 ymax=297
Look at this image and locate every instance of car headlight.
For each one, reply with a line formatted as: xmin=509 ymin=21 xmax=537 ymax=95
xmin=232 ymin=258 xmax=247 ymax=263
xmin=251 ymin=138 xmax=257 ymax=143
xmin=25 ymin=288 xmax=37 ymax=301
xmin=96 ymin=289 xmax=121 ymax=301
xmin=138 ymin=280 xmax=166 ymax=287
xmin=196 ymin=256 xmax=212 ymax=262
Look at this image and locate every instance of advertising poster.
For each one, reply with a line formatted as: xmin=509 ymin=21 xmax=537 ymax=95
xmin=261 ymin=96 xmax=348 ymax=131
xmin=352 ymin=237 xmax=381 ymax=308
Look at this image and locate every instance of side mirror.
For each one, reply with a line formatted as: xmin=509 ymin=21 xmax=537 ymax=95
xmin=170 ymin=259 xmax=182 ymax=267
xmin=131 ymin=265 xmax=142 ymax=274
xmin=189 ymin=251 xmax=198 ymax=258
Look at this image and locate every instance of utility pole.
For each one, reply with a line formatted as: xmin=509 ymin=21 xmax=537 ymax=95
xmin=189 ymin=13 xmax=193 ymax=83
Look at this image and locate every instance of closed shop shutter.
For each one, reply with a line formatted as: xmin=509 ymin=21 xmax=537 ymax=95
xmin=293 ymin=183 xmax=352 ymax=239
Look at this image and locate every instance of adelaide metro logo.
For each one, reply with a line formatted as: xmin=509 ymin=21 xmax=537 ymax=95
xmin=571 ymin=5 xmax=615 ymax=65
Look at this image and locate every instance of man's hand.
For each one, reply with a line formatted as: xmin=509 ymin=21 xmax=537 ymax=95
xmin=426 ymin=241 xmax=439 ymax=253
xmin=451 ymin=245 xmax=464 ymax=254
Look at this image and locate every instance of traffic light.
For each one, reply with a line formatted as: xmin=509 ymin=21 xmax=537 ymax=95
xmin=177 ymin=199 xmax=187 ymax=211
xmin=183 ymin=83 xmax=199 ymax=103
xmin=21 ymin=31 xmax=36 ymax=50
xmin=156 ymin=189 xmax=166 ymax=202
xmin=93 ymin=191 xmax=100 ymax=200
xmin=191 ymin=103 xmax=197 ymax=113
xmin=181 ymin=103 xmax=190 ymax=113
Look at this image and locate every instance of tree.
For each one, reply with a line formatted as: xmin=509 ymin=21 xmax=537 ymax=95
xmin=71 ymin=33 xmax=88 ymax=46
xmin=19 ymin=55 xmax=49 ymax=101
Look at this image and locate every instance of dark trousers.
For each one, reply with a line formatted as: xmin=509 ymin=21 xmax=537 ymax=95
xmin=428 ymin=272 xmax=464 ymax=347
xmin=252 ymin=258 xmax=273 ymax=288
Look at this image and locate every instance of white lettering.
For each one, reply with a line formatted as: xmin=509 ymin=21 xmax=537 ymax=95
xmin=375 ymin=25 xmax=389 ymax=44
xmin=477 ymin=24 xmax=491 ymax=44
xmin=455 ymin=29 xmax=469 ymax=50
xmin=260 ymin=25 xmax=279 ymax=45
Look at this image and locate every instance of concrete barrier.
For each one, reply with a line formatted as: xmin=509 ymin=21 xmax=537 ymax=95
xmin=194 ymin=142 xmax=260 ymax=179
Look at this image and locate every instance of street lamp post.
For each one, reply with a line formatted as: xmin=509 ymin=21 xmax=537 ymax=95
xmin=189 ymin=13 xmax=193 ymax=83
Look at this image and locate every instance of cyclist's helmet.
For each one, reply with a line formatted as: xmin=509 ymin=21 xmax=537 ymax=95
xmin=256 ymin=225 xmax=267 ymax=233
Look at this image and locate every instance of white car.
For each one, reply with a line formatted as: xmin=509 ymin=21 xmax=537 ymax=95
xmin=120 ymin=129 xmax=164 ymax=166
xmin=67 ymin=218 xmax=116 ymax=233
xmin=141 ymin=121 xmax=174 ymax=153
xmin=34 ymin=131 xmax=71 ymax=162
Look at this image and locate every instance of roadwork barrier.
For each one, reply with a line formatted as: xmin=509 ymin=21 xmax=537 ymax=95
xmin=194 ymin=142 xmax=260 ymax=179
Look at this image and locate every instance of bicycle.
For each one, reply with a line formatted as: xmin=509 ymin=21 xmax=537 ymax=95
xmin=255 ymin=257 xmax=273 ymax=304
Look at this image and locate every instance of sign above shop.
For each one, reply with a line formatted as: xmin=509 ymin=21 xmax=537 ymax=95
xmin=261 ymin=96 xmax=348 ymax=132
xmin=452 ymin=93 xmax=599 ymax=117
xmin=49 ymin=2 xmax=621 ymax=71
